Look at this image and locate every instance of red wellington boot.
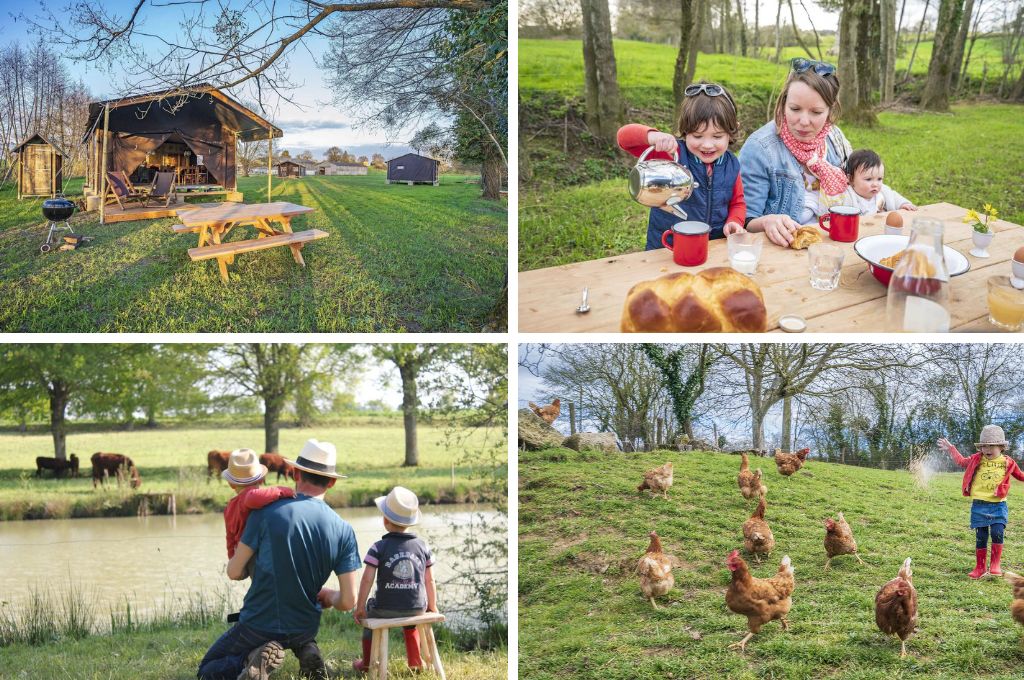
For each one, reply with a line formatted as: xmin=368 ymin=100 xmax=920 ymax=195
xmin=352 ymin=637 xmax=372 ymax=674
xmin=969 ymin=548 xmax=988 ymax=579
xmin=989 ymin=543 xmax=1004 ymax=576
xmin=404 ymin=627 xmax=424 ymax=671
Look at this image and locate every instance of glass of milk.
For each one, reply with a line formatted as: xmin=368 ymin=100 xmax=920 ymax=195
xmin=727 ymin=231 xmax=764 ymax=275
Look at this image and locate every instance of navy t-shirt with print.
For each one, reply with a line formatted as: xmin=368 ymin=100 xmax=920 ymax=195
xmin=365 ymin=532 xmax=434 ymax=611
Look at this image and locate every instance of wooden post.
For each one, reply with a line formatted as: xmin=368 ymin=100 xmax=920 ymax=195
xmin=99 ymin=104 xmax=110 ymax=224
xmin=267 ymin=129 xmax=273 ymax=199
xmin=568 ymin=402 xmax=577 ymax=435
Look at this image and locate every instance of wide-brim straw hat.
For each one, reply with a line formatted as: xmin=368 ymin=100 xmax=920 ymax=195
xmin=976 ymin=424 xmax=1009 ymax=448
xmin=284 ymin=439 xmax=347 ymax=479
xmin=223 ymin=448 xmax=268 ymax=484
xmin=375 ymin=486 xmax=421 ymax=527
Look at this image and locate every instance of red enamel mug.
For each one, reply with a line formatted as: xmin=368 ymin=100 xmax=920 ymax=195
xmin=818 ymin=205 xmax=860 ymax=243
xmin=661 ymin=221 xmax=710 ymax=266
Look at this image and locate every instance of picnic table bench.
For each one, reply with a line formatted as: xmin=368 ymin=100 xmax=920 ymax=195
xmin=518 ymin=202 xmax=1024 ymax=333
xmin=174 ymin=201 xmax=328 ymax=283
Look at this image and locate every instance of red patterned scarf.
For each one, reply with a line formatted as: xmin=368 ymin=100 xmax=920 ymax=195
xmin=777 ymin=120 xmax=848 ymax=196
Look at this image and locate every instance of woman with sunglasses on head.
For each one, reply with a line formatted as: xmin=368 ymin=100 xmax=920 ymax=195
xmin=617 ymin=81 xmax=747 ymax=250
xmin=738 ymin=59 xmax=854 ymax=247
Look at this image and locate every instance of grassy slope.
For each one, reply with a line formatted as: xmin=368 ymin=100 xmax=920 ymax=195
xmin=0 ymin=425 xmax=506 ymax=519
xmin=1 ymin=616 xmax=507 ymax=679
xmin=0 ymin=173 xmax=506 ymax=332
xmin=519 ymin=447 xmax=1024 ymax=679
xmin=518 ymin=38 xmax=1024 ymax=270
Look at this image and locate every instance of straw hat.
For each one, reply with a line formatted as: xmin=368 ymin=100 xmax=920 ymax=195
xmin=375 ymin=486 xmax=421 ymax=527
xmin=976 ymin=425 xmax=1009 ymax=448
xmin=223 ymin=448 xmax=268 ymax=484
xmin=284 ymin=439 xmax=347 ymax=479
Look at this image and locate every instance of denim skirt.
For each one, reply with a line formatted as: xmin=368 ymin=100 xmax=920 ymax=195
xmin=970 ymin=499 xmax=1008 ymax=529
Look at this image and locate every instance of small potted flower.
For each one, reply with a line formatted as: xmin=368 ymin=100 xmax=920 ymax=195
xmin=965 ymin=203 xmax=998 ymax=258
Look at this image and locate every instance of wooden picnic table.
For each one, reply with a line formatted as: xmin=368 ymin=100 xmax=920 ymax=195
xmin=519 ymin=202 xmax=1024 ymax=333
xmin=173 ymin=201 xmax=328 ymax=283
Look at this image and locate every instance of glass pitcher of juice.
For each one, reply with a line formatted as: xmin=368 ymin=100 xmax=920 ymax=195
xmin=885 ymin=218 xmax=951 ymax=332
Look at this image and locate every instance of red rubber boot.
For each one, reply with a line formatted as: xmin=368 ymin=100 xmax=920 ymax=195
xmin=352 ymin=637 xmax=372 ymax=673
xmin=989 ymin=543 xmax=1004 ymax=576
xmin=404 ymin=627 xmax=424 ymax=671
xmin=969 ymin=548 xmax=988 ymax=579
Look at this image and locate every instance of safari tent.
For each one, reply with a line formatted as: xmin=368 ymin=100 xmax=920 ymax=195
xmin=13 ymin=133 xmax=65 ymax=199
xmin=317 ymin=161 xmax=368 ymax=176
xmin=386 ymin=153 xmax=439 ymax=186
xmin=81 ymin=85 xmax=283 ymax=222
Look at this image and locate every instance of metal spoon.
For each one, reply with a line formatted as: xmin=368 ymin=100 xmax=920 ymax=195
xmin=576 ymin=287 xmax=591 ymax=314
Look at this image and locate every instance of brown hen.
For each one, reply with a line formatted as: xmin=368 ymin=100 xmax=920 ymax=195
xmin=774 ymin=447 xmax=810 ymax=477
xmin=636 ymin=531 xmax=675 ymax=609
xmin=737 ymin=452 xmax=767 ymax=500
xmin=875 ymin=557 xmax=917 ymax=657
xmin=742 ymin=494 xmax=775 ymax=563
xmin=824 ymin=511 xmax=865 ymax=570
xmin=638 ymin=461 xmax=673 ymax=499
xmin=528 ymin=399 xmax=560 ymax=424
xmin=1003 ymin=571 xmax=1024 ymax=631
xmin=725 ymin=551 xmax=795 ymax=652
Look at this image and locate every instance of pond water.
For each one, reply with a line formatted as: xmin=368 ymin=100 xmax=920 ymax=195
xmin=0 ymin=504 xmax=505 ymax=628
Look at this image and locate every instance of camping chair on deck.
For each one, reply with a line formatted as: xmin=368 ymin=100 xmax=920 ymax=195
xmin=105 ymin=171 xmax=148 ymax=209
xmin=144 ymin=172 xmax=177 ymax=208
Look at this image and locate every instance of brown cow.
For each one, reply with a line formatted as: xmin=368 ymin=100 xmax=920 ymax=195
xmin=207 ymin=450 xmax=231 ymax=482
xmin=36 ymin=454 xmax=80 ymax=478
xmin=91 ymin=452 xmax=141 ymax=489
xmin=259 ymin=453 xmax=296 ymax=482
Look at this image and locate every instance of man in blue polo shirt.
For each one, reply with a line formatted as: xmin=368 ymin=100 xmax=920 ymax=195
xmin=197 ymin=439 xmax=361 ymax=680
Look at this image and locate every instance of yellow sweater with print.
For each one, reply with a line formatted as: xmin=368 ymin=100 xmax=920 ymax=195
xmin=972 ymin=455 xmax=1007 ymax=502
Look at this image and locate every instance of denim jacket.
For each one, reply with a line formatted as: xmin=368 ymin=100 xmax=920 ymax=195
xmin=738 ymin=121 xmax=852 ymax=224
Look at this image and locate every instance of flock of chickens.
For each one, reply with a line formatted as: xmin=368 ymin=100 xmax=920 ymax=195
xmin=632 ymin=448 xmax=1024 ymax=658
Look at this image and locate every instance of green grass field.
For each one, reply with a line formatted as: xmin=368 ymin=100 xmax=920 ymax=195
xmin=0 ymin=424 xmax=506 ymax=520
xmin=1 ymin=603 xmax=507 ymax=679
xmin=0 ymin=173 xmax=506 ymax=332
xmin=519 ymin=447 xmax=1024 ymax=679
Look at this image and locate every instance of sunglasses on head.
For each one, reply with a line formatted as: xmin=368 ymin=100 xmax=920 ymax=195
xmin=684 ymin=82 xmax=736 ymax=109
xmin=790 ymin=58 xmax=836 ymax=77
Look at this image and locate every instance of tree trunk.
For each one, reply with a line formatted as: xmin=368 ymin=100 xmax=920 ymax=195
xmin=264 ymin=398 xmax=283 ymax=454
xmin=673 ymin=0 xmax=698 ymax=121
xmin=737 ymin=0 xmax=747 ymax=56
xmin=781 ymin=395 xmax=793 ymax=450
xmin=880 ymin=0 xmax=897 ymax=103
xmin=839 ymin=0 xmax=879 ymax=124
xmin=951 ymin=0 xmax=976 ymax=91
xmin=787 ymin=0 xmax=816 ymax=59
xmin=49 ymin=381 xmax=69 ymax=461
xmin=903 ymin=0 xmax=932 ymax=82
xmin=753 ymin=0 xmax=760 ymax=57
xmin=724 ymin=0 xmax=735 ymax=53
xmin=688 ymin=0 xmax=705 ymax=83
xmin=959 ymin=2 xmax=985 ymax=95
xmin=921 ymin=0 xmax=966 ymax=110
xmin=400 ymin=364 xmax=420 ymax=467
xmin=581 ymin=0 xmax=623 ymax=142
xmin=569 ymin=401 xmax=577 ymax=435
xmin=774 ymin=1 xmax=784 ymax=62
xmin=480 ymin=146 xmax=502 ymax=200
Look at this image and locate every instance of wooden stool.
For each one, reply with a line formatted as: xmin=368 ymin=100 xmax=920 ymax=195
xmin=363 ymin=612 xmax=447 ymax=680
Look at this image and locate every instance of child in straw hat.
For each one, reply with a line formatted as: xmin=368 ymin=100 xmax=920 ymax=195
xmin=221 ymin=448 xmax=295 ymax=561
xmin=351 ymin=486 xmax=438 ymax=673
xmin=939 ymin=425 xmax=1023 ymax=579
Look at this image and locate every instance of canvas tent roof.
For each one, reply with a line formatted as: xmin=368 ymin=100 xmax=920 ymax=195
xmin=13 ymin=132 xmax=66 ymax=157
xmin=83 ymin=84 xmax=282 ymax=143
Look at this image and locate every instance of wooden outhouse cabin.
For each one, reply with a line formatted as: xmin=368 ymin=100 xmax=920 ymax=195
xmin=276 ymin=160 xmax=305 ymax=177
xmin=386 ymin=153 xmax=439 ymax=185
xmin=13 ymin=133 xmax=65 ymax=199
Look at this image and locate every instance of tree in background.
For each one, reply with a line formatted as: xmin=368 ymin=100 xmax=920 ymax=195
xmin=296 ymin=150 xmax=315 ymax=162
xmin=371 ymin=153 xmax=387 ymax=169
xmin=325 ymin=147 xmax=343 ymax=163
xmin=641 ymin=343 xmax=714 ymax=440
xmin=838 ymin=0 xmax=879 ymax=125
xmin=921 ymin=0 xmax=967 ymax=109
xmin=237 ymin=139 xmax=268 ymax=176
xmin=581 ymin=0 xmax=623 ymax=143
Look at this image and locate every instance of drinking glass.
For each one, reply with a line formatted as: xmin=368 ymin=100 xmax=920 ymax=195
xmin=727 ymin=231 xmax=764 ymax=275
xmin=808 ymin=243 xmax=843 ymax=291
xmin=987 ymin=276 xmax=1024 ymax=331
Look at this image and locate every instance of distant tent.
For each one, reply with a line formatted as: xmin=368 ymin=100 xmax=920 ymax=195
xmin=386 ymin=153 xmax=439 ymax=186
xmin=316 ymin=161 xmax=368 ymax=176
xmin=13 ymin=133 xmax=65 ymax=199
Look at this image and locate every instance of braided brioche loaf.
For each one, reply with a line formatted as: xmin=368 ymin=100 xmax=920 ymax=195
xmin=620 ymin=267 xmax=768 ymax=332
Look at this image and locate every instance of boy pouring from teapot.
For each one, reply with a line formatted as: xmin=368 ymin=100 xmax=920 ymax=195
xmin=618 ymin=81 xmax=747 ymax=250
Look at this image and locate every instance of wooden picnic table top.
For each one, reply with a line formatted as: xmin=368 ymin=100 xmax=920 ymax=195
xmin=518 ymin=202 xmax=1024 ymax=333
xmin=176 ymin=201 xmax=314 ymax=227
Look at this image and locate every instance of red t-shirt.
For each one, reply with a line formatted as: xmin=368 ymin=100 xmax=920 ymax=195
xmin=224 ymin=485 xmax=295 ymax=557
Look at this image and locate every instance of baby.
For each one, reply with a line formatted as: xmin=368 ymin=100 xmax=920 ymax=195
xmin=832 ymin=149 xmax=917 ymax=216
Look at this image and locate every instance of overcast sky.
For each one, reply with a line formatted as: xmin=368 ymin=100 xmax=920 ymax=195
xmin=1 ymin=0 xmax=425 ymax=160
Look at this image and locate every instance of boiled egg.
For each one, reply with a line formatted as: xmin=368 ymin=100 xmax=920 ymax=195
xmin=885 ymin=212 xmax=903 ymax=228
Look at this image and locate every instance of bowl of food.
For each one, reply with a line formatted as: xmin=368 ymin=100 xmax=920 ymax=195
xmin=853 ymin=234 xmax=970 ymax=286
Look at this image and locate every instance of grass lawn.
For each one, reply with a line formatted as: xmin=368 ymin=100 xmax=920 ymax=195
xmin=1 ymin=614 xmax=507 ymax=679
xmin=0 ymin=173 xmax=507 ymax=332
xmin=0 ymin=424 xmax=506 ymax=520
xmin=519 ymin=447 xmax=1024 ymax=679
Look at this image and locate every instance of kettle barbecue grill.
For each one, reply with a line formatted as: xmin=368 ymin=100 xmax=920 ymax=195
xmin=40 ymin=196 xmax=76 ymax=253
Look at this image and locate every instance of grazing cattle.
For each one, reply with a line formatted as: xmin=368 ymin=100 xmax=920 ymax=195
xmin=207 ymin=450 xmax=231 ymax=482
xmin=90 ymin=452 xmax=142 ymax=489
xmin=259 ymin=453 xmax=296 ymax=482
xmin=35 ymin=454 xmax=80 ymax=479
